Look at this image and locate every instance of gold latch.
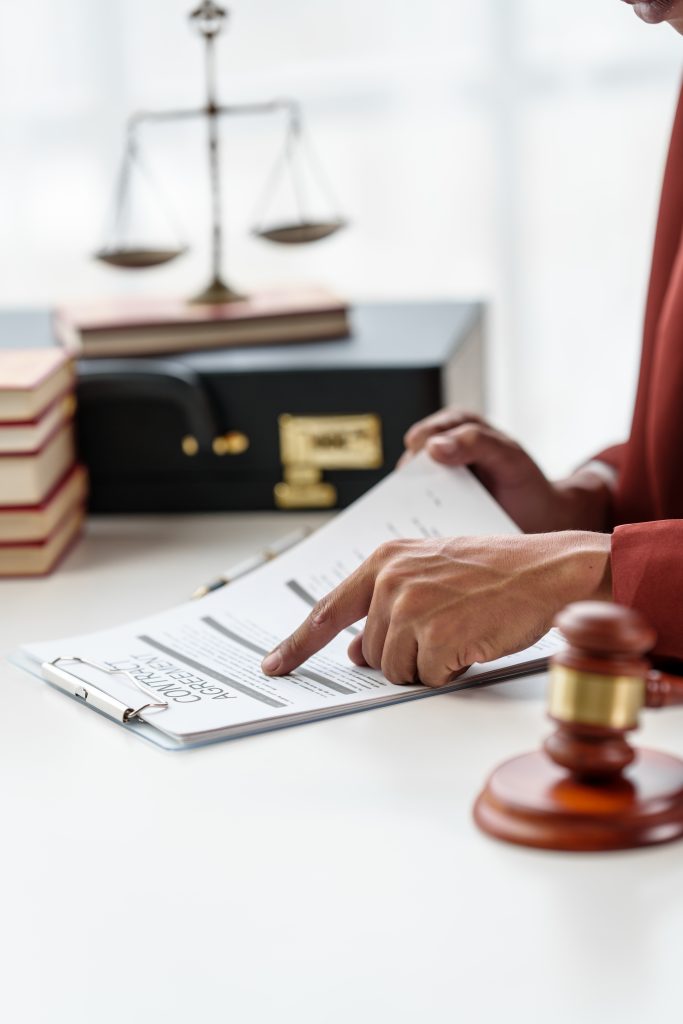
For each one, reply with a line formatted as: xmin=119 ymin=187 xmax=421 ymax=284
xmin=274 ymin=413 xmax=383 ymax=509
xmin=212 ymin=431 xmax=250 ymax=456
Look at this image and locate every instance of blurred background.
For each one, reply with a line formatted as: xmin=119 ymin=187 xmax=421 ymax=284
xmin=1 ymin=0 xmax=681 ymax=475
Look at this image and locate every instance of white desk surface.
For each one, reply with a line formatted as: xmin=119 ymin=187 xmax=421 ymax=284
xmin=2 ymin=513 xmax=683 ymax=1024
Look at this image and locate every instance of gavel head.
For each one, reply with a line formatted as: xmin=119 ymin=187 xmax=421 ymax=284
xmin=544 ymin=602 xmax=657 ymax=780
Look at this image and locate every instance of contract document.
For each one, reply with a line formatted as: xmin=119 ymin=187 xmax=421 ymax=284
xmin=18 ymin=453 xmax=564 ymax=749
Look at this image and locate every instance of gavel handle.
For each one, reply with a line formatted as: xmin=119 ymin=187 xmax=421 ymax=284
xmin=646 ymin=671 xmax=683 ymax=708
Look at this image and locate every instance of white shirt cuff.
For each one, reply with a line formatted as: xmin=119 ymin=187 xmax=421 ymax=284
xmin=580 ymin=460 xmax=619 ymax=492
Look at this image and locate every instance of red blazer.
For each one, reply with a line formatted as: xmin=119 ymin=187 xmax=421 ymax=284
xmin=603 ymin=82 xmax=683 ymax=660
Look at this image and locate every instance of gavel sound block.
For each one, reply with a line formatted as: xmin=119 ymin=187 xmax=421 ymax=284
xmin=474 ymin=602 xmax=683 ymax=852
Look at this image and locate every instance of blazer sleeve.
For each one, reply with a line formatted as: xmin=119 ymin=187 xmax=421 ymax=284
xmin=612 ymin=520 xmax=683 ymax=661
xmin=589 ymin=443 xmax=626 ymax=474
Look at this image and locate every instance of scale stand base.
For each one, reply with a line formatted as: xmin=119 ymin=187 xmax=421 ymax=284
xmin=473 ymin=748 xmax=683 ymax=852
xmin=189 ymin=275 xmax=246 ymax=305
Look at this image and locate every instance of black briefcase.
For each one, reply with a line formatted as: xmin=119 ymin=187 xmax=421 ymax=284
xmin=4 ymin=301 xmax=485 ymax=512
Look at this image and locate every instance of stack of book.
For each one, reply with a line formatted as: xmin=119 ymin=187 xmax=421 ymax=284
xmin=0 ymin=349 xmax=86 ymax=576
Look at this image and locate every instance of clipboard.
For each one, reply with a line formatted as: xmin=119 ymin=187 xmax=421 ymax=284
xmin=11 ymin=532 xmax=318 ymax=753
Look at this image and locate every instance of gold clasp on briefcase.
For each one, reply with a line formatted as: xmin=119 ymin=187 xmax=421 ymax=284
xmin=274 ymin=413 xmax=383 ymax=509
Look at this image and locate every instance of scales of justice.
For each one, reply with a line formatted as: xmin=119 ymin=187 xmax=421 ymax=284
xmin=96 ymin=1 xmax=346 ymax=305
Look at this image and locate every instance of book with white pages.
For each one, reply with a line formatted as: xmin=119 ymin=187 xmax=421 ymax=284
xmin=14 ymin=453 xmax=565 ymax=750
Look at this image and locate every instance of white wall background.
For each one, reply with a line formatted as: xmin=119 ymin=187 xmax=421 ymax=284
xmin=1 ymin=0 xmax=681 ymax=475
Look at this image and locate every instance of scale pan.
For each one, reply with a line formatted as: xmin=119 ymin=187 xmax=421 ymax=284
xmin=95 ymin=247 xmax=187 ymax=269
xmin=255 ymin=220 xmax=347 ymax=245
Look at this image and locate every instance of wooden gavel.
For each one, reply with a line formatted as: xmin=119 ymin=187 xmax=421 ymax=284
xmin=474 ymin=601 xmax=683 ymax=852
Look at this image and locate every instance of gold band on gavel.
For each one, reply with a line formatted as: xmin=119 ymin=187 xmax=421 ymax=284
xmin=548 ymin=666 xmax=646 ymax=730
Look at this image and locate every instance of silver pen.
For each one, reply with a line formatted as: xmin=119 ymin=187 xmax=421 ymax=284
xmin=191 ymin=526 xmax=312 ymax=599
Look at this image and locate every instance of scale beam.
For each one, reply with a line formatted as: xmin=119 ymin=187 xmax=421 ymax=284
xmin=127 ymin=99 xmax=300 ymax=132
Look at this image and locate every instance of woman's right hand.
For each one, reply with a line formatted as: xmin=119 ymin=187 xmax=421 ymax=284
xmin=401 ymin=408 xmax=612 ymax=534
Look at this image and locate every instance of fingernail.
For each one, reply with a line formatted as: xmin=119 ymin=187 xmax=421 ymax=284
xmin=262 ymin=650 xmax=282 ymax=674
xmin=429 ymin=435 xmax=455 ymax=452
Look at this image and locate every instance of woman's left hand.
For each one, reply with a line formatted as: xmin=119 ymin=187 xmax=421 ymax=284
xmin=261 ymin=532 xmax=612 ymax=687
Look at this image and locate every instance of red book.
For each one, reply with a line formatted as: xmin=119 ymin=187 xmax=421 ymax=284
xmin=0 ymin=348 xmax=75 ymax=421
xmin=0 ymin=464 xmax=87 ymax=543
xmin=0 ymin=504 xmax=84 ymax=577
xmin=0 ymin=392 xmax=75 ymax=455
xmin=0 ymin=422 xmax=75 ymax=507
xmin=54 ymin=287 xmax=350 ymax=358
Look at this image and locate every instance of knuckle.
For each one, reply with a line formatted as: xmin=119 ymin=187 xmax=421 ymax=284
xmin=455 ymin=424 xmax=483 ymax=449
xmin=310 ymin=582 xmax=348 ymax=625
xmin=361 ymin=638 xmax=381 ymax=670
xmin=383 ymin=665 xmax=411 ymax=685
xmin=421 ymin=622 xmax=445 ymax=649
xmin=404 ymin=413 xmax=442 ymax=447
xmin=420 ymin=666 xmax=451 ymax=689
xmin=376 ymin=563 xmax=399 ymax=588
xmin=310 ymin=597 xmax=330 ymax=623
xmin=376 ymin=560 xmax=411 ymax=598
xmin=459 ymin=639 xmax=494 ymax=666
xmin=391 ymin=591 xmax=418 ymax=625
xmin=385 ymin=663 xmax=401 ymax=688
xmin=381 ymin=642 xmax=416 ymax=685
xmin=374 ymin=539 xmax=403 ymax=562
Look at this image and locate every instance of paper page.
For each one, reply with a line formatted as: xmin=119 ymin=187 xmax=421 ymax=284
xmin=21 ymin=454 xmax=562 ymax=741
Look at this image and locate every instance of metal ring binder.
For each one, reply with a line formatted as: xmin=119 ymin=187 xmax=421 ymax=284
xmin=42 ymin=656 xmax=169 ymax=723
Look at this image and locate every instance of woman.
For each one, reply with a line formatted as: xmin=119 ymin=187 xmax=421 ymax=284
xmin=262 ymin=0 xmax=683 ymax=687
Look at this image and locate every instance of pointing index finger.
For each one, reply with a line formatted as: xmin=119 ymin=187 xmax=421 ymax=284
xmin=261 ymin=563 xmax=376 ymax=676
